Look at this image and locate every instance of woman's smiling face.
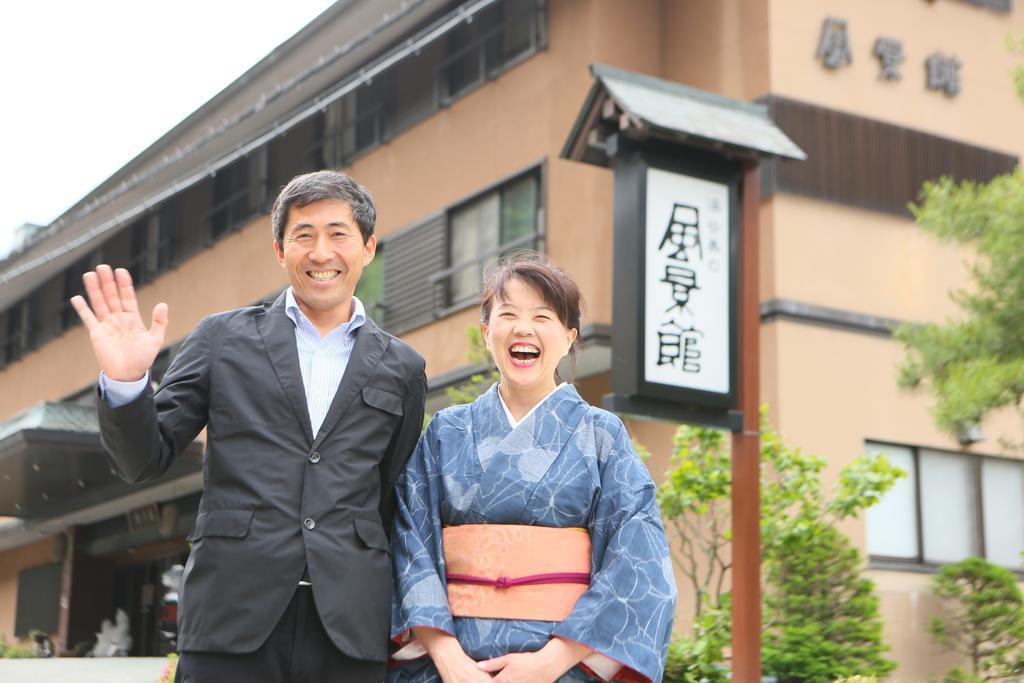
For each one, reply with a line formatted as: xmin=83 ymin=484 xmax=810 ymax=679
xmin=482 ymin=276 xmax=578 ymax=397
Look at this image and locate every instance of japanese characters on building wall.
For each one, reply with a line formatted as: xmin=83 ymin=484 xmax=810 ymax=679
xmin=644 ymin=169 xmax=731 ymax=397
xmin=817 ymin=16 xmax=962 ymax=96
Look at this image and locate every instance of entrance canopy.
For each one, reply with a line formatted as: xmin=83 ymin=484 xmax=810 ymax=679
xmin=0 ymin=401 xmax=202 ymax=519
xmin=561 ymin=63 xmax=806 ymax=167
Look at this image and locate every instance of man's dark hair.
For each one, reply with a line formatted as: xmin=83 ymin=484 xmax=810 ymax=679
xmin=271 ymin=170 xmax=376 ymax=246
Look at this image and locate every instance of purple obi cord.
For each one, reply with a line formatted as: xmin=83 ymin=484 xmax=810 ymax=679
xmin=445 ymin=572 xmax=591 ymax=589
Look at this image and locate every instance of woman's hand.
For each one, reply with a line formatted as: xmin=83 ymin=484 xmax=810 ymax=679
xmin=477 ymin=638 xmax=591 ymax=682
xmin=413 ymin=628 xmax=493 ymax=683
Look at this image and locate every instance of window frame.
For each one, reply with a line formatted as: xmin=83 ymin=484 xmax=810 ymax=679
xmin=434 ymin=162 xmax=547 ymax=317
xmin=866 ymin=439 xmax=1024 ymax=576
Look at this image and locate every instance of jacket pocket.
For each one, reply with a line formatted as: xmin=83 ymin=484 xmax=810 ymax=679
xmin=187 ymin=509 xmax=255 ymax=542
xmin=353 ymin=516 xmax=389 ymax=552
xmin=361 ymin=387 xmax=403 ymax=416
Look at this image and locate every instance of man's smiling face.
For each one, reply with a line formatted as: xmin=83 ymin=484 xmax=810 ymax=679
xmin=274 ymin=199 xmax=376 ymax=320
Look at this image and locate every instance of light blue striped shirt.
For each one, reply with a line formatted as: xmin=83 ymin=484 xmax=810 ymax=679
xmin=284 ymin=288 xmax=366 ymax=437
xmin=101 ymin=289 xmax=366 ymax=438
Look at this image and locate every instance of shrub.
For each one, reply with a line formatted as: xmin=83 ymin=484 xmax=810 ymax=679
xmin=928 ymin=556 xmax=1024 ymax=681
xmin=0 ymin=633 xmax=35 ymax=658
xmin=763 ymin=524 xmax=896 ymax=683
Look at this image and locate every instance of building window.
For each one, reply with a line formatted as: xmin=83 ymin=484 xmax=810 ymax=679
xmin=864 ymin=444 xmax=918 ymax=560
xmin=15 ymin=562 xmax=62 ymax=637
xmin=307 ymin=0 xmax=547 ymax=170
xmin=2 ymin=301 xmax=28 ymax=367
xmin=124 ymin=217 xmax=158 ymax=286
xmin=981 ymin=458 xmax=1024 ymax=567
xmin=205 ymin=156 xmax=257 ymax=241
xmin=60 ymin=257 xmax=91 ymax=332
xmin=444 ymin=171 xmax=540 ymax=306
xmin=866 ymin=442 xmax=1024 ymax=569
xmin=441 ymin=0 xmax=544 ymax=101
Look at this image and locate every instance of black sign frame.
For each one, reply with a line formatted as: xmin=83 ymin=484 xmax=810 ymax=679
xmin=604 ymin=137 xmax=743 ymax=430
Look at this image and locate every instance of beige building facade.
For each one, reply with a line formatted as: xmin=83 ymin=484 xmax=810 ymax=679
xmin=0 ymin=1 xmax=1022 ymax=678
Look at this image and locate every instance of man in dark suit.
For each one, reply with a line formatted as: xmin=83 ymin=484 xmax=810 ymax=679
xmin=71 ymin=171 xmax=426 ymax=682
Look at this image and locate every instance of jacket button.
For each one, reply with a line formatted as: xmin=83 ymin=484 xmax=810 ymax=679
xmin=309 ymin=451 xmax=321 ymax=464
xmin=303 ymin=517 xmax=315 ymax=530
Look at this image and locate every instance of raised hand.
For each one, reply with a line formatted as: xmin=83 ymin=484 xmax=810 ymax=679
xmin=70 ymin=264 xmax=168 ymax=382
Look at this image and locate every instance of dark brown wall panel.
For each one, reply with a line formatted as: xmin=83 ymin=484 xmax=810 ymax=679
xmin=761 ymin=96 xmax=1018 ymax=216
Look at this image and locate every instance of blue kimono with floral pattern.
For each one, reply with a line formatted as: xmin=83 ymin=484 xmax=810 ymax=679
xmin=388 ymin=384 xmax=676 ymax=682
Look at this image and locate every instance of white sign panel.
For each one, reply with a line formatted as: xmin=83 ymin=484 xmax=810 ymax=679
xmin=643 ymin=168 xmax=730 ymax=395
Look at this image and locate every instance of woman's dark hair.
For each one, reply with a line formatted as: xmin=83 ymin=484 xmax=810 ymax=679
xmin=480 ymin=252 xmax=584 ymax=377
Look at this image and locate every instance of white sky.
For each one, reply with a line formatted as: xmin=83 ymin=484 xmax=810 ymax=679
xmin=0 ymin=0 xmax=337 ymax=258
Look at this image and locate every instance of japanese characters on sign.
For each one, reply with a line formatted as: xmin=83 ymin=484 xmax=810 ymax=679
xmin=644 ymin=168 xmax=730 ymax=396
xmin=127 ymin=504 xmax=161 ymax=531
xmin=817 ymin=17 xmax=962 ymax=96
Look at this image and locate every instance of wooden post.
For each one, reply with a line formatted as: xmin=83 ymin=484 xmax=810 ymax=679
xmin=731 ymin=162 xmax=761 ymax=681
xmin=56 ymin=528 xmax=75 ymax=654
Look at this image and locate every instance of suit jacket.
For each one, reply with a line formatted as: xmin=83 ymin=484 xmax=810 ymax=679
xmin=97 ymin=292 xmax=426 ymax=661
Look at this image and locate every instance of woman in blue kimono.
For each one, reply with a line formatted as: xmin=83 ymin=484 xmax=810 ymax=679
xmin=389 ymin=255 xmax=676 ymax=683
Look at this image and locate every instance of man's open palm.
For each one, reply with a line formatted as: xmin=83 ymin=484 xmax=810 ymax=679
xmin=70 ymin=264 xmax=168 ymax=382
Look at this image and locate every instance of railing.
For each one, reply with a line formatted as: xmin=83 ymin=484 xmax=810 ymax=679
xmin=202 ymin=186 xmax=254 ymax=242
xmin=305 ymin=0 xmax=545 ymax=169
xmin=306 ymin=101 xmax=385 ymax=170
xmin=428 ymin=231 xmax=541 ymax=318
xmin=0 ymin=326 xmax=28 ymax=367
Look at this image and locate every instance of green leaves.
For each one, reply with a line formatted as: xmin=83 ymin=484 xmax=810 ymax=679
xmin=897 ymin=169 xmax=1024 ymax=439
xmin=829 ymin=453 xmax=906 ymax=520
xmin=652 ymin=410 xmax=904 ymax=681
xmin=763 ymin=524 xmax=897 ymax=683
xmin=445 ymin=325 xmax=500 ymax=406
xmin=1012 ymin=34 xmax=1024 ymax=102
xmin=929 ymin=557 xmax=1024 ymax=680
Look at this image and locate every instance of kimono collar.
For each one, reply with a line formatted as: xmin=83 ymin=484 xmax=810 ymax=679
xmin=497 ymin=382 xmax=568 ymax=429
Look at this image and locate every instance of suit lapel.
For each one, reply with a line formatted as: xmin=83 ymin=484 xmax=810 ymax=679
xmin=311 ymin=317 xmax=389 ymax=449
xmin=256 ymin=292 xmax=314 ymax=446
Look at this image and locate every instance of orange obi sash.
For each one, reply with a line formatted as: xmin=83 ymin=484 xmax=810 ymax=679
xmin=442 ymin=524 xmax=591 ymax=621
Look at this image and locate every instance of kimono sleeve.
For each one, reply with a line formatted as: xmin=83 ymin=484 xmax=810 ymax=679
xmin=551 ymin=419 xmax=677 ymax=683
xmin=389 ymin=417 xmax=456 ymax=648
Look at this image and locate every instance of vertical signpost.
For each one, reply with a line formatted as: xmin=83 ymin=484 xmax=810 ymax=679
xmin=603 ymin=143 xmax=740 ymax=428
xmin=562 ymin=64 xmax=804 ymax=682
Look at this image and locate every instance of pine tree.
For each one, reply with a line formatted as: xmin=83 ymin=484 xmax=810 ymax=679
xmin=763 ymin=524 xmax=896 ymax=683
xmin=929 ymin=557 xmax=1024 ymax=682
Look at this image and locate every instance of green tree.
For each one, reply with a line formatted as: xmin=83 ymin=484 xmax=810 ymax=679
xmin=895 ymin=170 xmax=1024 ymax=442
xmin=444 ymin=325 xmax=498 ymax=407
xmin=1012 ymin=35 xmax=1024 ymax=102
xmin=424 ymin=325 xmax=499 ymax=430
xmin=928 ymin=557 xmax=1024 ymax=682
xmin=663 ymin=599 xmax=731 ymax=683
xmin=763 ymin=524 xmax=896 ymax=683
xmin=896 ymin=40 xmax=1024 ymax=444
xmin=655 ymin=412 xmax=903 ymax=680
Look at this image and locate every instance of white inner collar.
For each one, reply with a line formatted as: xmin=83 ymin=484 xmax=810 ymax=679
xmin=498 ymin=382 xmax=567 ymax=429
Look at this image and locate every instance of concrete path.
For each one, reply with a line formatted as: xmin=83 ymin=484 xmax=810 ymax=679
xmin=0 ymin=657 xmax=168 ymax=682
